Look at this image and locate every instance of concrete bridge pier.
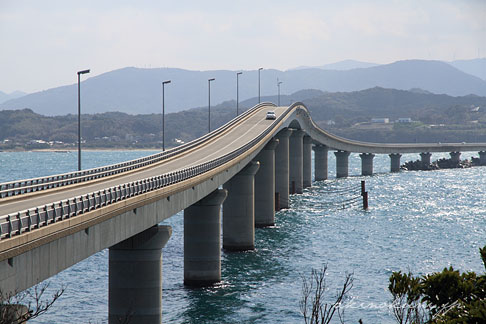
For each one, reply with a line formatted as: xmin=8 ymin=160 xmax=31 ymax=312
xmin=479 ymin=151 xmax=486 ymax=165
xmin=389 ymin=153 xmax=402 ymax=172
xmin=420 ymin=152 xmax=432 ymax=166
xmin=223 ymin=161 xmax=260 ymax=251
xmin=289 ymin=129 xmax=305 ymax=194
xmin=334 ymin=151 xmax=350 ymax=178
xmin=254 ymin=138 xmax=279 ymax=227
xmin=109 ymin=225 xmax=172 ymax=324
xmin=450 ymin=151 xmax=461 ymax=164
xmin=313 ymin=144 xmax=328 ymax=181
xmin=274 ymin=128 xmax=293 ymax=209
xmin=184 ymin=189 xmax=227 ymax=286
xmin=360 ymin=153 xmax=375 ymax=176
xmin=303 ymin=136 xmax=313 ymax=188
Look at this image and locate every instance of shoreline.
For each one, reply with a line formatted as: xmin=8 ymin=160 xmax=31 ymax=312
xmin=0 ymin=148 xmax=163 ymax=153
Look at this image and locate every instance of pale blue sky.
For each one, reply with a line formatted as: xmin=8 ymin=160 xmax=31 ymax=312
xmin=1 ymin=0 xmax=485 ymax=93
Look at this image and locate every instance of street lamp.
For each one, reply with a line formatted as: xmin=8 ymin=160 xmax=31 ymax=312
xmin=162 ymin=80 xmax=171 ymax=151
xmin=77 ymin=69 xmax=90 ymax=171
xmin=258 ymin=67 xmax=263 ymax=103
xmin=208 ymin=78 xmax=215 ymax=133
xmin=236 ymin=72 xmax=242 ymax=116
xmin=277 ymin=79 xmax=283 ymax=106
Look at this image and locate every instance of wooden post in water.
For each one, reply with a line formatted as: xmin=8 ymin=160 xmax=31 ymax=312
xmin=362 ymin=192 xmax=368 ymax=210
xmin=361 ymin=180 xmax=368 ymax=210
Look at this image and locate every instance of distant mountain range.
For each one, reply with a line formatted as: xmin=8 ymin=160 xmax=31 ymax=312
xmin=290 ymin=59 xmax=380 ymax=71
xmin=2 ymin=87 xmax=485 ymax=148
xmin=0 ymin=90 xmax=27 ymax=104
xmin=291 ymin=58 xmax=486 ymax=80
xmin=448 ymin=58 xmax=486 ymax=81
xmin=2 ymin=59 xmax=486 ymax=116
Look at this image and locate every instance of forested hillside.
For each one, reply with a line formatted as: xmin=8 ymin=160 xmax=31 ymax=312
xmin=1 ymin=87 xmax=485 ymax=150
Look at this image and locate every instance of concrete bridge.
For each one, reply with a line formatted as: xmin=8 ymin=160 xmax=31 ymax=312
xmin=1 ymin=102 xmax=486 ymax=323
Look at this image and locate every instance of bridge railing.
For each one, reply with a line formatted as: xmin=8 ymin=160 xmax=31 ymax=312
xmin=0 ymin=102 xmax=299 ymax=241
xmin=0 ymin=103 xmax=274 ymax=199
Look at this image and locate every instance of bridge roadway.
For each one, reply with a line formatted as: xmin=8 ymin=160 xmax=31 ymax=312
xmin=0 ymin=106 xmax=287 ymax=216
xmin=1 ymin=102 xmax=486 ymax=323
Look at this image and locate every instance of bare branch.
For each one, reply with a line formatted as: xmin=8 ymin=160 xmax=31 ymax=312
xmin=299 ymin=265 xmax=354 ymax=324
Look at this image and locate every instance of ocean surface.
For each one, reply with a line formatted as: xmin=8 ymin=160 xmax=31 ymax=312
xmin=1 ymin=150 xmax=484 ymax=324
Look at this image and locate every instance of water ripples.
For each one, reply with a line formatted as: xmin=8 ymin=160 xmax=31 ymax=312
xmin=2 ymin=151 xmax=484 ymax=324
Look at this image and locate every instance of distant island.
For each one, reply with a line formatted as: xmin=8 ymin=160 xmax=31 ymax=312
xmin=1 ymin=87 xmax=485 ymax=151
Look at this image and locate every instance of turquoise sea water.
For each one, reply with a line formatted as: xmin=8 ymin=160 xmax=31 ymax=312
xmin=1 ymin=150 xmax=484 ymax=324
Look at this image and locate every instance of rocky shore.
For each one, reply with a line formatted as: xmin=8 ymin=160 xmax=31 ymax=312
xmin=401 ymin=157 xmax=483 ymax=171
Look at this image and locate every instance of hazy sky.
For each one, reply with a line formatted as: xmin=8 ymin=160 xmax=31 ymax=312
xmin=1 ymin=0 xmax=485 ymax=93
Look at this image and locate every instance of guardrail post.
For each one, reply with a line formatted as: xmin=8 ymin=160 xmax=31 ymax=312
xmin=74 ymin=197 xmax=78 ymax=215
xmin=52 ymin=203 xmax=57 ymax=222
xmin=35 ymin=207 xmax=40 ymax=227
xmin=7 ymin=215 xmax=12 ymax=238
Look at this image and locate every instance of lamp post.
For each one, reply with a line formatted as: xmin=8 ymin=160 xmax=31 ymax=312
xmin=162 ymin=80 xmax=171 ymax=151
xmin=77 ymin=69 xmax=90 ymax=171
xmin=236 ymin=72 xmax=242 ymax=116
xmin=208 ymin=78 xmax=215 ymax=133
xmin=258 ymin=67 xmax=263 ymax=103
xmin=277 ymin=79 xmax=283 ymax=106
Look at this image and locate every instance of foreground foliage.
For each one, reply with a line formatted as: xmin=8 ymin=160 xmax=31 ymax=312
xmin=389 ymin=246 xmax=486 ymax=324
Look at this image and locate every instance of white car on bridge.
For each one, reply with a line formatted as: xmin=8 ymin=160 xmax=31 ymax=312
xmin=266 ymin=111 xmax=276 ymax=120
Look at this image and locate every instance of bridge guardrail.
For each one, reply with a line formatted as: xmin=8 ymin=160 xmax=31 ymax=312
xmin=0 ymin=102 xmax=274 ymax=199
xmin=0 ymin=101 xmax=295 ymax=241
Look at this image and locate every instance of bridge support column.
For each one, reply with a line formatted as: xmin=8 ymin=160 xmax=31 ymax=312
xmin=313 ymin=144 xmax=328 ymax=181
xmin=334 ymin=151 xmax=350 ymax=178
xmin=109 ymin=225 xmax=172 ymax=324
xmin=450 ymin=151 xmax=461 ymax=164
xmin=420 ymin=152 xmax=432 ymax=166
xmin=223 ymin=161 xmax=260 ymax=251
xmin=289 ymin=129 xmax=305 ymax=194
xmin=254 ymin=138 xmax=279 ymax=227
xmin=303 ymin=136 xmax=313 ymax=188
xmin=389 ymin=153 xmax=402 ymax=173
xmin=274 ymin=128 xmax=292 ymax=209
xmin=184 ymin=189 xmax=227 ymax=286
xmin=360 ymin=153 xmax=375 ymax=176
xmin=479 ymin=151 xmax=486 ymax=165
